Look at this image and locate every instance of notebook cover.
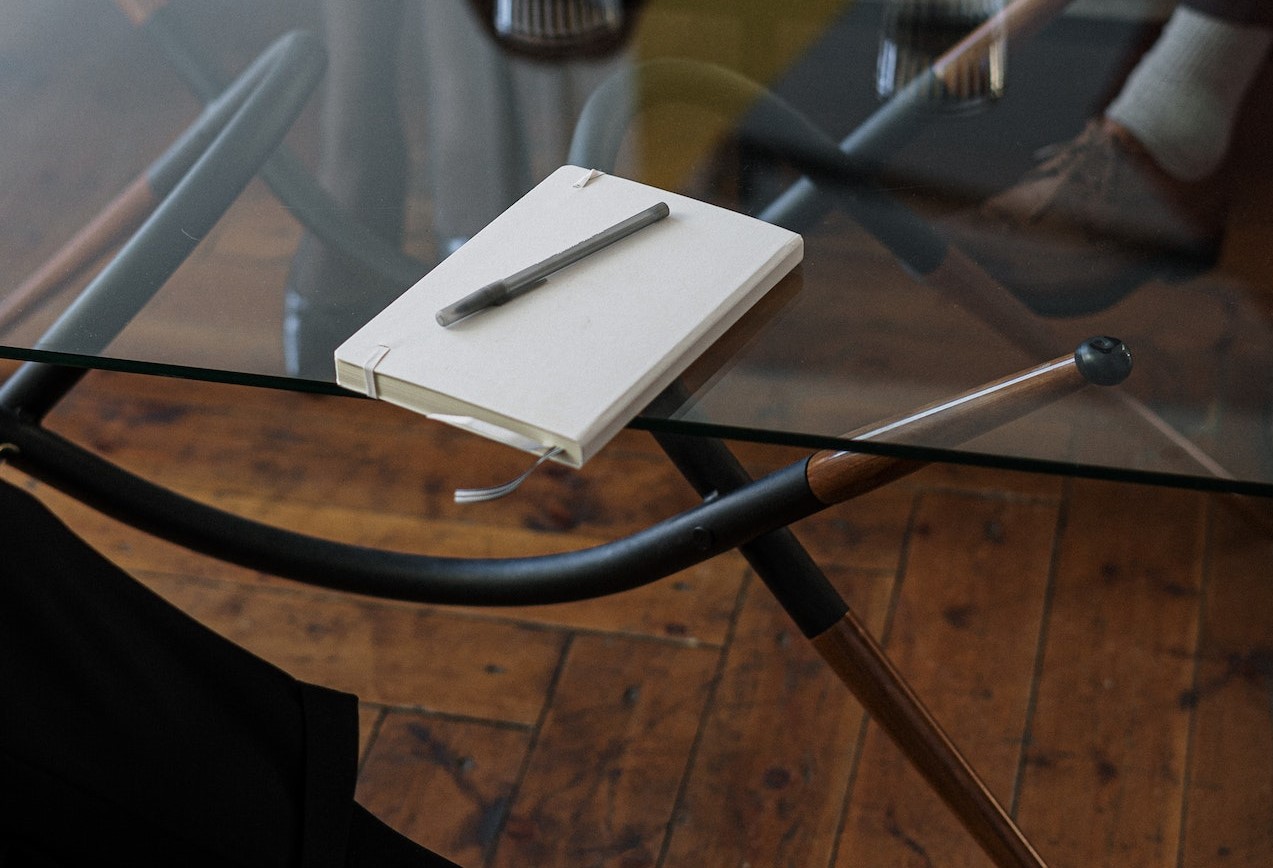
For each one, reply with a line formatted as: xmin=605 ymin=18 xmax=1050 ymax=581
xmin=335 ymin=166 xmax=802 ymax=467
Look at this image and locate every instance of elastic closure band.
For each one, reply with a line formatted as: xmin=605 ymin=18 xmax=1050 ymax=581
xmin=360 ymin=345 xmax=391 ymax=399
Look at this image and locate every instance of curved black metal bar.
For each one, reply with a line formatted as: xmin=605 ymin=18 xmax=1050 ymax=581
xmin=650 ymin=427 xmax=849 ymax=636
xmin=0 ymin=32 xmax=1120 ymax=630
xmin=0 ymin=407 xmax=825 ymax=607
xmin=137 ymin=3 xmax=428 ymax=288
xmin=3 ymin=337 xmax=1126 ymax=610
xmin=0 ymin=30 xmax=328 ymax=422
xmin=645 ymin=379 xmax=850 ymax=637
xmin=756 ymin=68 xmax=941 ymax=233
xmin=109 ymin=23 xmax=887 ymax=631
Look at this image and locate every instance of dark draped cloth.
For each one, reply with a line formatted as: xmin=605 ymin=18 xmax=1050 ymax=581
xmin=0 ymin=480 xmax=457 ymax=867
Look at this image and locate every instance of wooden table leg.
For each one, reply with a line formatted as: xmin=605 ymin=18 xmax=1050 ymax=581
xmin=812 ymin=611 xmax=1048 ymax=867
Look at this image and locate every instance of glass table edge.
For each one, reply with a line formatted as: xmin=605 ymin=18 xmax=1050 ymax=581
xmin=4 ymin=348 xmax=1269 ymax=500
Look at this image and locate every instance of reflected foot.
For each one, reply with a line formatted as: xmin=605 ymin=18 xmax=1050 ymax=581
xmin=940 ymin=118 xmax=1227 ymax=317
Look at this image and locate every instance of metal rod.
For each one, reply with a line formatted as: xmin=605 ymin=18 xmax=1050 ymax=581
xmin=812 ymin=614 xmax=1049 ymax=868
xmin=805 ymin=338 xmax=1131 ymax=503
xmin=2 ymin=335 xmax=1128 ymax=868
xmin=0 ymin=27 xmax=317 ymax=336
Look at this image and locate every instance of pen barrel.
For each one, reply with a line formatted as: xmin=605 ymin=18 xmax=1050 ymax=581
xmin=435 ymin=200 xmax=670 ymax=327
xmin=508 ymin=200 xmax=669 ymax=287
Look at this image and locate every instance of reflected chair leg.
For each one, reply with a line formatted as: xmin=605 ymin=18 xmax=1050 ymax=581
xmin=283 ymin=0 xmax=411 ymax=377
xmin=120 ymin=0 xmax=427 ymax=288
xmin=0 ymin=176 xmax=158 ymax=333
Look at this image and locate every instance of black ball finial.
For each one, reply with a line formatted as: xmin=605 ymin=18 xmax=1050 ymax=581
xmin=1074 ymin=336 xmax=1132 ymax=386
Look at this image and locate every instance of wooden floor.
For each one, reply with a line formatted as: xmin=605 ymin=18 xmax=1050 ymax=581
xmin=3 ymin=362 xmax=1271 ymax=867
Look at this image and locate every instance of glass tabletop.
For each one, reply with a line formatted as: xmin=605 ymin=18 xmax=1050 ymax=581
xmin=1 ymin=0 xmax=1271 ymax=495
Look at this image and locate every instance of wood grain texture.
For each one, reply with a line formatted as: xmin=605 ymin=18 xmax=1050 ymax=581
xmin=806 ymin=354 xmax=1091 ymax=506
xmin=356 ymin=711 xmax=532 ymax=866
xmin=1179 ymin=504 xmax=1273 ymax=867
xmin=662 ymin=566 xmax=894 ymax=867
xmin=1015 ymin=479 xmax=1207 ymax=866
xmin=5 ymin=0 xmax=1273 ymax=863
xmin=140 ymin=569 xmax=567 ymax=723
xmin=489 ymin=634 xmax=717 ymax=868
xmin=832 ymin=491 xmax=1059 ymax=868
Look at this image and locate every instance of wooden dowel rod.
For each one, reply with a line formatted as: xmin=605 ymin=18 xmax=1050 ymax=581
xmin=0 ymin=175 xmax=159 ymax=333
xmin=807 ymin=338 xmax=1131 ymax=505
xmin=926 ymin=246 xmax=1236 ymax=484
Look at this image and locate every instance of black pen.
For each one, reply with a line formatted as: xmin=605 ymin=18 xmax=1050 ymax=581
xmin=435 ymin=201 xmax=670 ymax=327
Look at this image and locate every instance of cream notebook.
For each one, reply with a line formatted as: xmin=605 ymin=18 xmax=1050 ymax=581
xmin=334 ymin=166 xmax=803 ymax=468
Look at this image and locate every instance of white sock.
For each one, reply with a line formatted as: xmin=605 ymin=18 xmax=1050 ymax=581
xmin=1106 ymin=6 xmax=1272 ymax=181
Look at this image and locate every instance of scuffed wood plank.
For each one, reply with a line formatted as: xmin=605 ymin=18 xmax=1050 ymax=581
xmin=836 ymin=490 xmax=1059 ymax=867
xmin=356 ymin=710 xmax=532 ymax=867
xmin=662 ymin=566 xmax=894 ymax=868
xmin=491 ymin=635 xmax=717 ymax=868
xmin=1015 ymin=479 xmax=1206 ymax=866
xmin=1179 ymin=503 xmax=1273 ymax=866
xmin=790 ymin=483 xmax=922 ymax=575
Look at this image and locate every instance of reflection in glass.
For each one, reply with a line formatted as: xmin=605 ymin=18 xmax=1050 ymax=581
xmin=492 ymin=0 xmax=624 ymax=53
xmin=876 ymin=0 xmax=1006 ymax=110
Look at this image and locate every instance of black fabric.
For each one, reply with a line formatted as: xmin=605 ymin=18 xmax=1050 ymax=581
xmin=0 ymin=480 xmax=457 ymax=867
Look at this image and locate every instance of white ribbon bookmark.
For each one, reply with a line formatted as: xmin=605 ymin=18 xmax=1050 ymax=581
xmin=453 ymin=447 xmax=564 ymax=504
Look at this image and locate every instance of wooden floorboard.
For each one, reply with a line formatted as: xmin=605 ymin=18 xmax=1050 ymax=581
xmin=1014 ymin=481 xmax=1207 ymax=867
xmin=1179 ymin=505 xmax=1273 ymax=867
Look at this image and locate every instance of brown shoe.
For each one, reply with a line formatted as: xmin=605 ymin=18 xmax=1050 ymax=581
xmin=940 ymin=118 xmax=1226 ymax=317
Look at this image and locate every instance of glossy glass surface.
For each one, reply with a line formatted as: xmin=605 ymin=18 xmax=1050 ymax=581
xmin=1 ymin=0 xmax=1270 ymax=494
